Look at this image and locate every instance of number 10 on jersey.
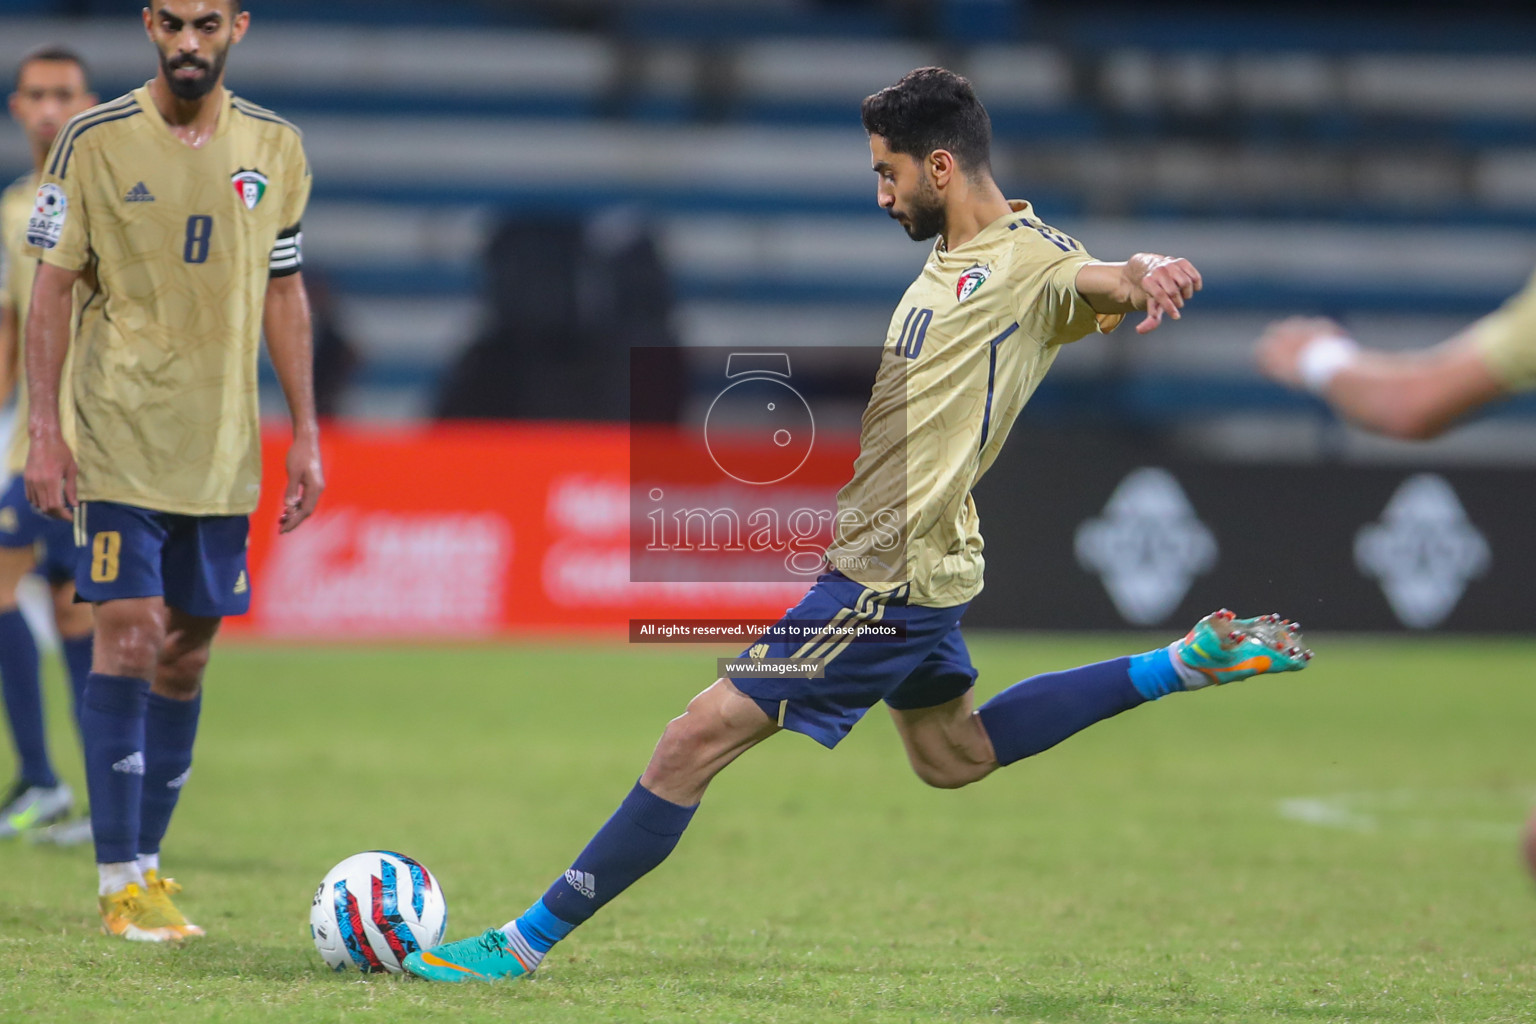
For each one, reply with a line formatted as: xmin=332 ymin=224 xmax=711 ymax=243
xmin=895 ymin=307 xmax=932 ymax=359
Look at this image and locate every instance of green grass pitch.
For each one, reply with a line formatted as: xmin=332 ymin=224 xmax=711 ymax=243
xmin=4 ymin=634 xmax=1536 ymax=1023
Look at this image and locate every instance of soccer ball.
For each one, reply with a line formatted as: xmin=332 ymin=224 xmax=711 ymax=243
xmin=309 ymin=851 xmax=448 ymax=973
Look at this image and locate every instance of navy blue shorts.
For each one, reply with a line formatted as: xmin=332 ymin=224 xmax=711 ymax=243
xmin=74 ymin=501 xmax=251 ymax=618
xmin=0 ymin=475 xmax=76 ymax=584
xmin=728 ymin=571 xmax=977 ymax=749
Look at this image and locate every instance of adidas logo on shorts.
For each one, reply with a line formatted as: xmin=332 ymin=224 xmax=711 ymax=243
xmin=112 ymin=751 xmax=146 ymax=775
xmin=167 ymin=768 xmax=192 ymax=790
xmin=564 ymin=869 xmax=597 ymax=899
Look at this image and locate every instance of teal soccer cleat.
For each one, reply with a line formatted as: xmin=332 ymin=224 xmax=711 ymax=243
xmin=1173 ymin=609 xmax=1312 ymax=688
xmin=403 ymin=928 xmax=533 ymax=983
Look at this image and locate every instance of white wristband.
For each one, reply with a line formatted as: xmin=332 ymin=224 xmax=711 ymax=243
xmin=1297 ymin=335 xmax=1360 ymax=395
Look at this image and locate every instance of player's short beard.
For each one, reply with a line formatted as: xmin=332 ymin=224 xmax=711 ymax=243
xmin=162 ymin=46 xmax=227 ymax=101
xmin=895 ymin=176 xmax=946 ymax=242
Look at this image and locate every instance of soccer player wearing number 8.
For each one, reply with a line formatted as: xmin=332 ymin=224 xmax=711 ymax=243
xmin=22 ymin=0 xmax=323 ymax=942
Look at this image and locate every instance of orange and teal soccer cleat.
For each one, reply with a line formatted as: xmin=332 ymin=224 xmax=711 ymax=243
xmin=99 ymin=883 xmax=185 ymax=942
xmin=403 ymin=928 xmax=535 ymax=983
xmin=142 ymin=869 xmax=205 ymax=938
xmin=1173 ymin=609 xmax=1312 ymax=688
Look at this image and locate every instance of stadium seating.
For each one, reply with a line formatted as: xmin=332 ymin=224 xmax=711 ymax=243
xmin=3 ymin=4 xmax=1536 ymax=451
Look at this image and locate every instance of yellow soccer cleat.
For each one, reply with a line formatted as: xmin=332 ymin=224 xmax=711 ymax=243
xmin=99 ymin=883 xmax=184 ymax=942
xmin=142 ymin=869 xmax=205 ymax=939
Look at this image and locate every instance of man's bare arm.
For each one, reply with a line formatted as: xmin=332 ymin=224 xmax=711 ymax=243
xmin=1076 ymin=254 xmax=1203 ymax=335
xmin=0 ymin=303 xmax=16 ymax=406
xmin=1256 ymin=317 xmax=1507 ymax=441
xmin=24 ymin=262 xmax=81 ymax=518
xmin=263 ymin=271 xmax=324 ymax=533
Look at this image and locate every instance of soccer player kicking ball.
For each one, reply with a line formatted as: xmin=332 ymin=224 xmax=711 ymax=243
xmin=0 ymin=46 xmax=98 ymax=843
xmin=23 ymin=0 xmax=323 ymax=941
xmin=407 ymin=67 xmax=1311 ymax=983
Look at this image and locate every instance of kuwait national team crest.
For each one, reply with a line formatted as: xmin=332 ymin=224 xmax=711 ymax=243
xmin=231 ymin=169 xmax=268 ymax=210
xmin=956 ymin=263 xmax=991 ymax=301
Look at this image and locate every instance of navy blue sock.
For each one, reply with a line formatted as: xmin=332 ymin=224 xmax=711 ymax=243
xmin=60 ymin=634 xmax=94 ymax=736
xmin=80 ymin=673 xmax=149 ymax=864
xmin=0 ymin=608 xmax=57 ymax=788
xmin=977 ymin=657 xmax=1147 ymax=766
xmin=138 ymin=692 xmax=200 ymax=856
xmin=540 ymin=781 xmax=698 ymax=927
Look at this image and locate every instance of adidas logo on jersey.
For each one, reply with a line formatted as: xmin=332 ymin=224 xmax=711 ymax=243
xmin=112 ymin=751 xmax=146 ymax=775
xmin=564 ymin=869 xmax=597 ymax=899
xmin=124 ymin=181 xmax=156 ymax=203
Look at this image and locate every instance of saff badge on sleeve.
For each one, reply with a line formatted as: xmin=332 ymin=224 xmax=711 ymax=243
xmin=26 ymin=183 xmax=68 ymax=249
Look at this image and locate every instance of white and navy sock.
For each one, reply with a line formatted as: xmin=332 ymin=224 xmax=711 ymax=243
xmin=499 ymin=899 xmax=575 ymax=972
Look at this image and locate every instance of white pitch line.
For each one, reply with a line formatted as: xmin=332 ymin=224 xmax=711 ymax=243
xmin=1276 ymin=788 xmax=1534 ymax=843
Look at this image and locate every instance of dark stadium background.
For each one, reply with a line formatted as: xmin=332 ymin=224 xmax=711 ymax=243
xmin=4 ymin=0 xmax=1535 ymax=636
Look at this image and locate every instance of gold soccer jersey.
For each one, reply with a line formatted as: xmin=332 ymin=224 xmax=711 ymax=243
xmin=1 ymin=173 xmax=36 ymax=328
xmin=27 ymin=86 xmax=311 ymax=515
xmin=1472 ymin=267 xmax=1536 ymax=392
xmin=825 ymin=201 xmax=1121 ymax=607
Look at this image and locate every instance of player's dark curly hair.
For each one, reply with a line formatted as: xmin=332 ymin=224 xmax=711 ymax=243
xmin=14 ymin=45 xmax=90 ymax=90
xmin=861 ymin=67 xmax=992 ymax=177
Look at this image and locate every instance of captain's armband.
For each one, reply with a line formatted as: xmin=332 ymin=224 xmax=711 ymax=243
xmin=270 ymin=223 xmax=303 ymax=278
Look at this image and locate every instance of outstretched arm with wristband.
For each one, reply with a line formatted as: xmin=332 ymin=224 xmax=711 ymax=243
xmin=1254 ymin=315 xmax=1510 ymax=440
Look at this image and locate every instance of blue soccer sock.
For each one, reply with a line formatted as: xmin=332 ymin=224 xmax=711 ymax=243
xmin=60 ymin=634 xmax=94 ymax=736
xmin=537 ymin=781 xmax=698 ymax=933
xmin=1126 ymin=645 xmax=1201 ymax=699
xmin=977 ymin=656 xmax=1148 ymax=766
xmin=80 ymin=673 xmax=149 ymax=865
xmin=138 ymin=692 xmax=200 ymax=857
xmin=0 ymin=608 xmax=58 ymax=788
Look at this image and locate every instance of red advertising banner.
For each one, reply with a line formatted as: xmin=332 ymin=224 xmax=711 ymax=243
xmin=234 ymin=423 xmax=822 ymax=638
